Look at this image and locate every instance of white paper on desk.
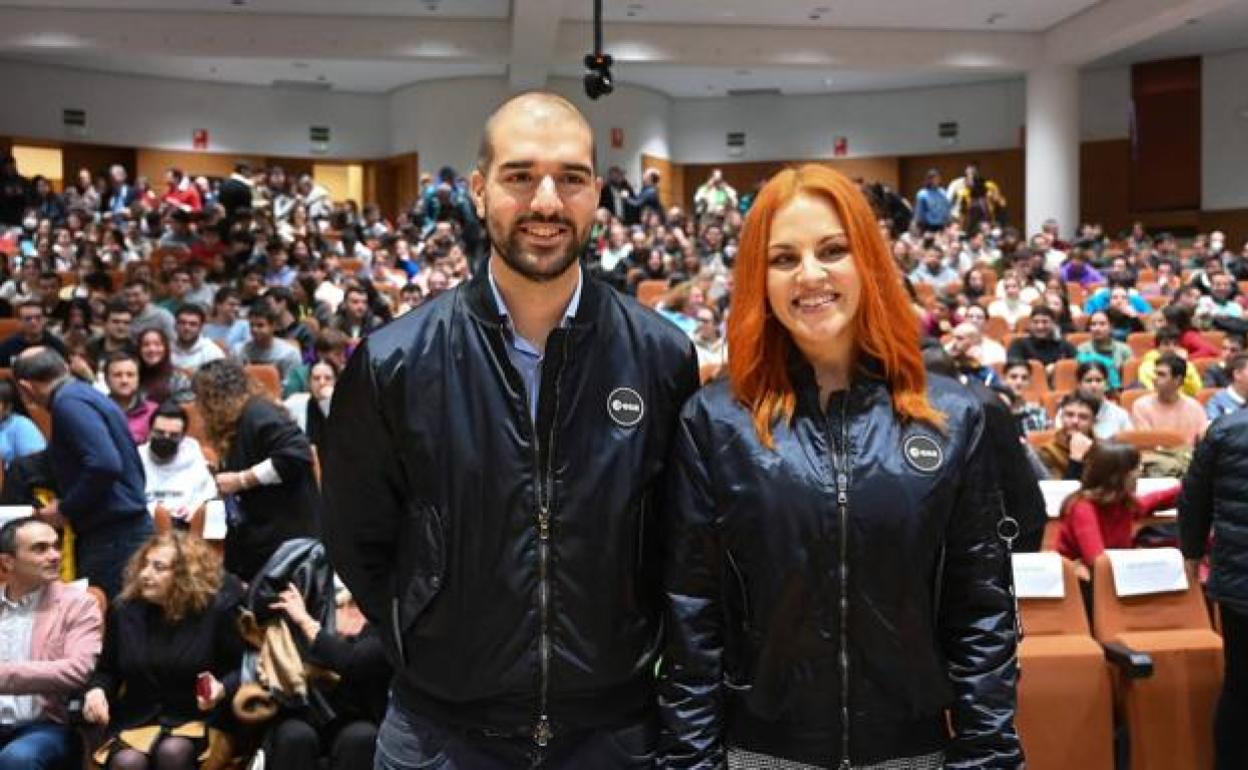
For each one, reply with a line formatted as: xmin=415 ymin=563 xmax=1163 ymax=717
xmin=1135 ymin=477 xmax=1181 ymax=518
xmin=1136 ymin=477 xmax=1181 ymax=496
xmin=0 ymin=505 xmax=35 ymax=527
xmin=1106 ymin=547 xmax=1188 ymax=597
xmin=1012 ymin=552 xmax=1065 ymax=598
xmin=1039 ymin=480 xmax=1080 ymax=519
xmin=202 ymin=499 xmax=227 ymax=540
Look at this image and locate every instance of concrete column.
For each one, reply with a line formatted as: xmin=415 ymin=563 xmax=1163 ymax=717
xmin=1025 ymin=65 xmax=1080 ymax=238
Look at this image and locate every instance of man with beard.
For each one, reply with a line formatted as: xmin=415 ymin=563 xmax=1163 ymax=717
xmin=323 ymin=91 xmax=699 ymax=768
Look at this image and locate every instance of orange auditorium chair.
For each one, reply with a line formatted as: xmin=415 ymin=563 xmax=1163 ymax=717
xmin=1092 ymin=551 xmax=1223 ymax=770
xmin=1014 ymin=554 xmax=1115 ymax=770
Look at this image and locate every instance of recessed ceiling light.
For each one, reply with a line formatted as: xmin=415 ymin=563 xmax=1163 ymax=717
xmin=824 ymin=77 xmax=834 ymax=86
xmin=292 ymin=61 xmax=309 ymax=69
xmin=1184 ymin=17 xmax=1199 ymax=25
xmin=813 ymin=6 xmax=831 ymax=12
xmin=809 ymin=14 xmax=822 ymax=21
xmin=985 ymin=12 xmax=1005 ymax=25
xmin=230 ymin=0 xmax=246 ymax=6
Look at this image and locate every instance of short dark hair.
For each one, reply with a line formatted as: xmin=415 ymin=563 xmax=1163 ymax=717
xmin=149 ymin=400 xmax=188 ymax=431
xmin=12 ymin=347 xmax=69 ymax=384
xmin=175 ymin=303 xmax=206 ymax=322
xmin=1059 ymin=391 xmax=1098 ymax=415
xmin=247 ymin=298 xmax=280 ymax=324
xmin=1029 ymin=305 xmax=1057 ymax=322
xmin=124 ymin=277 xmax=151 ymax=293
xmin=1076 ymin=359 xmax=1111 ymax=384
xmin=1003 ymin=358 xmax=1032 ymax=376
xmin=1227 ymin=352 xmax=1248 ymax=376
xmin=0 ymin=516 xmax=51 ymax=557
xmin=1157 ymin=351 xmax=1187 ymax=381
xmin=213 ymin=286 xmax=239 ymax=306
xmin=104 ymin=300 xmax=132 ymax=321
xmin=103 ymin=350 xmax=139 ymax=375
xmin=1154 ymin=326 xmax=1180 ymax=347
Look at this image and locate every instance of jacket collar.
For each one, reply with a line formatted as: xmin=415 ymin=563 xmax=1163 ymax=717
xmin=462 ymin=258 xmax=604 ymax=333
xmin=787 ymin=348 xmax=888 ymax=417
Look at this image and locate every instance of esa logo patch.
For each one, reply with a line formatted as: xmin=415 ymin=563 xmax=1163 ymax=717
xmin=902 ymin=434 xmax=944 ymax=474
xmin=607 ymin=387 xmax=645 ymax=428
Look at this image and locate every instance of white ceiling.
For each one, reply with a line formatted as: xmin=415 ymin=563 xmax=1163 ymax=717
xmin=0 ymin=0 xmax=1244 ymax=97
xmin=564 ymin=0 xmax=1101 ymax=32
xmin=6 ymin=51 xmax=504 ymax=92
xmin=1092 ymin=1 xmax=1248 ymax=68
xmin=548 ymin=62 xmax=1010 ymax=98
xmin=0 ymin=0 xmax=510 ymax=18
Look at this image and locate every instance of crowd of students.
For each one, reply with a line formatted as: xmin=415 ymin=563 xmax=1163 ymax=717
xmin=0 ymin=148 xmax=1245 ymax=767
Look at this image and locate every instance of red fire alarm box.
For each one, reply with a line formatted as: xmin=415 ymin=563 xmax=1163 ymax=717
xmin=192 ymin=128 xmax=209 ymax=150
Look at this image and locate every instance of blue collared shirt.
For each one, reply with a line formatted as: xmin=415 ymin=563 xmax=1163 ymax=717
xmin=488 ymin=261 xmax=583 ymax=420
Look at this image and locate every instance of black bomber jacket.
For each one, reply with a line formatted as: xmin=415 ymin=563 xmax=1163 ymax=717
xmin=658 ymin=364 xmax=1022 ymax=769
xmin=322 ymin=267 xmax=699 ymax=742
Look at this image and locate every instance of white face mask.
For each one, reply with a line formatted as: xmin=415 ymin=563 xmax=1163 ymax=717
xmin=22 ymin=218 xmax=36 ymax=231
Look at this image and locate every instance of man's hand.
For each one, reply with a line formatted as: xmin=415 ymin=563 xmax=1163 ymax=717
xmin=83 ymin=688 xmax=110 ymax=725
xmin=35 ymin=500 xmax=65 ymax=530
xmin=1069 ymin=431 xmax=1094 ymax=463
xmin=214 ymin=472 xmax=246 ymax=496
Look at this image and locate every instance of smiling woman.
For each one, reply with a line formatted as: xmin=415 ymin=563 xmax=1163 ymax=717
xmin=659 ymin=165 xmax=1022 ymax=769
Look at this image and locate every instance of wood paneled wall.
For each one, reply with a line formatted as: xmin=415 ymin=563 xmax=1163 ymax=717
xmin=1130 ymin=58 xmax=1201 ymax=212
xmin=640 ymin=153 xmax=684 ymax=217
xmin=364 ymin=152 xmax=420 ymax=218
xmin=1081 ymin=139 xmax=1131 ymax=236
xmin=62 ymin=143 xmax=138 ymax=182
xmin=136 ymin=149 xmax=265 ymax=183
xmin=679 ymin=157 xmax=900 ymax=214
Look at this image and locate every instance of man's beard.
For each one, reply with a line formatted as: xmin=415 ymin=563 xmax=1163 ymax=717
xmin=491 ymin=212 xmax=584 ymax=283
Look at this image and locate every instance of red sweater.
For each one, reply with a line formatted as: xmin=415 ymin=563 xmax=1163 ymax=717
xmin=1057 ymin=484 xmax=1182 ymax=566
xmin=1179 ymin=329 xmax=1219 ymax=360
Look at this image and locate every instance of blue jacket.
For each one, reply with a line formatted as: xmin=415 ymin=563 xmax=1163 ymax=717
xmin=48 ymin=379 xmax=148 ymax=534
xmin=914 ymin=185 xmax=952 ymax=228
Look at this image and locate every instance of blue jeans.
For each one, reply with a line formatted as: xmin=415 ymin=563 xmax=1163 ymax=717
xmin=76 ymin=515 xmax=154 ymax=598
xmin=374 ymin=699 xmax=656 ymax=769
xmin=0 ymin=721 xmax=73 ymax=770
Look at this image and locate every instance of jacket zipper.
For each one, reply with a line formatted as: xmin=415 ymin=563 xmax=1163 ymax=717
xmin=532 ymin=334 xmax=570 ymax=750
xmin=825 ymin=396 xmax=853 ymax=770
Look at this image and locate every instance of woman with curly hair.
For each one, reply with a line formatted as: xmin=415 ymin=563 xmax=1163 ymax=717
xmin=82 ymin=531 xmax=245 ymax=770
xmin=192 ymin=358 xmax=319 ymax=580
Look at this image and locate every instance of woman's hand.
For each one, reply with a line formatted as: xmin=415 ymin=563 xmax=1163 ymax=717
xmin=83 ymin=687 xmax=110 ymax=725
xmin=269 ymin=583 xmax=321 ymax=641
xmin=195 ymin=673 xmax=225 ymax=712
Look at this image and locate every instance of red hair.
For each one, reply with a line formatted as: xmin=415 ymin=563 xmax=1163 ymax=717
xmin=726 ymin=164 xmax=943 ymax=446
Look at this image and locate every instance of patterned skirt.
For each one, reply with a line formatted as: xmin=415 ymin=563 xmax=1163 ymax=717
xmin=727 ymin=747 xmax=945 ymax=770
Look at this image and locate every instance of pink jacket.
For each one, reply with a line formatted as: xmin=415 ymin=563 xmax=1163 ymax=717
xmin=0 ymin=580 xmax=104 ymax=723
